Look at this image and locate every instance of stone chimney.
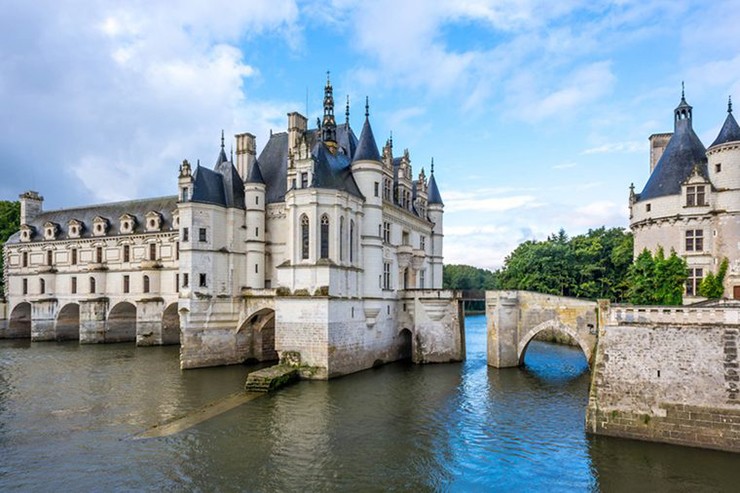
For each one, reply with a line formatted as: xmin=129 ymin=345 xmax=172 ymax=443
xmin=288 ymin=112 xmax=308 ymax=151
xmin=235 ymin=132 xmax=256 ymax=181
xmin=649 ymin=133 xmax=672 ymax=174
xmin=19 ymin=190 xmax=43 ymax=224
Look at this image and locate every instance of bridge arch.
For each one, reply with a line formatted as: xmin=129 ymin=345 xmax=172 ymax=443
xmin=107 ymin=302 xmax=137 ymax=343
xmin=236 ymin=308 xmax=277 ymax=363
xmin=161 ymin=303 xmax=181 ymax=345
xmin=517 ymin=319 xmax=592 ymax=366
xmin=55 ymin=303 xmax=80 ymax=341
xmin=8 ymin=302 xmax=32 ymax=338
xmin=398 ymin=328 xmax=413 ymax=361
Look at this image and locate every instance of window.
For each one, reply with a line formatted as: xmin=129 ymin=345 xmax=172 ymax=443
xmin=420 ymin=269 xmax=426 ymax=289
xmin=199 ymin=228 xmax=207 ymax=242
xmin=46 ymin=250 xmax=53 ymax=266
xmin=22 ymin=278 xmax=28 ymax=295
xmin=175 ymin=242 xmax=179 ymax=261
xmin=383 ymin=221 xmax=391 ymax=243
xmin=123 ymin=275 xmax=130 ymax=294
xmin=383 ymin=178 xmax=392 ymax=201
xmin=96 ymin=247 xmax=103 ymax=263
xmin=402 ymin=231 xmax=409 ymax=246
xmin=40 ymin=279 xmax=45 ymax=294
xmin=182 ymin=227 xmax=189 ymax=242
xmin=646 ymin=203 xmax=651 ymax=212
xmin=320 ymin=215 xmax=329 ymax=259
xmin=256 ymin=196 xmax=259 ymax=205
xmin=301 ymin=214 xmax=309 ymax=260
xmin=199 ymin=273 xmax=207 ymax=287
xmin=149 ymin=243 xmax=157 ymax=261
xmin=22 ymin=252 xmax=28 ymax=267
xmin=183 ymin=273 xmax=189 ymax=288
xmin=420 ymin=236 xmax=426 ymax=250
xmin=71 ymin=248 xmax=77 ymax=265
xmin=71 ymin=277 xmax=77 ymax=294
xmin=182 ymin=187 xmax=189 ymax=201
xmin=374 ymin=182 xmax=379 ymax=197
xmin=686 ymin=267 xmax=703 ymax=296
xmin=175 ymin=274 xmax=179 ymax=291
xmin=339 ymin=217 xmax=345 ymax=261
xmin=143 ymin=275 xmax=150 ymax=293
xmin=686 ymin=185 xmax=706 ymax=206
xmin=90 ymin=277 xmax=96 ymax=294
xmin=716 ymin=163 xmax=722 ymax=173
xmin=383 ymin=262 xmax=392 ymax=290
xmin=255 ymin=227 xmax=259 ymax=237
xmin=350 ymin=220 xmax=355 ymax=262
xmin=685 ymin=230 xmax=704 ymax=252
xmin=301 ymin=172 xmax=308 ymax=188
xmin=123 ymin=245 xmax=130 ymax=263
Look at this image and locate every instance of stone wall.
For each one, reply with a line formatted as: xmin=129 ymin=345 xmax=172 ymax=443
xmin=587 ymin=303 xmax=740 ymax=453
xmin=0 ymin=301 xmax=6 ymax=338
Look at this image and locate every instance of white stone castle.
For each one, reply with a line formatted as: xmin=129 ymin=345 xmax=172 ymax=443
xmin=630 ymin=88 xmax=740 ymax=301
xmin=1 ymin=76 xmax=463 ymax=378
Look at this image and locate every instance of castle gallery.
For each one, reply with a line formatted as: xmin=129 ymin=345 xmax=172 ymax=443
xmin=1 ymin=78 xmax=464 ymax=378
xmin=630 ymin=90 xmax=740 ymax=301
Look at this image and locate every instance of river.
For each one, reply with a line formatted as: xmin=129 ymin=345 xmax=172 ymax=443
xmin=1 ymin=314 xmax=738 ymax=492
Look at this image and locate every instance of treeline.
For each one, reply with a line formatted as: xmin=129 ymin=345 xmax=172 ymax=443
xmin=443 ymin=227 xmax=636 ymax=302
xmin=0 ymin=201 xmax=21 ymax=298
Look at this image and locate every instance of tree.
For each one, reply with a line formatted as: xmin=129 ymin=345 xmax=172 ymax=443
xmin=0 ymin=201 xmax=21 ymax=298
xmin=698 ymin=258 xmax=729 ymax=299
xmin=626 ymin=247 xmax=688 ymax=305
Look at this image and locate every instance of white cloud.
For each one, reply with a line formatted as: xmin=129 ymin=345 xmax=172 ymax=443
xmin=582 ymin=140 xmax=646 ymax=155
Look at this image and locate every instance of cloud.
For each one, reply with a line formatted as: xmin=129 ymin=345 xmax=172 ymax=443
xmin=582 ymin=140 xmax=646 ymax=155
xmin=553 ymin=162 xmax=577 ymax=170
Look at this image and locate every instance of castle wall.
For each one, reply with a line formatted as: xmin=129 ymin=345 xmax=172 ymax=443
xmin=587 ymin=304 xmax=740 ymax=453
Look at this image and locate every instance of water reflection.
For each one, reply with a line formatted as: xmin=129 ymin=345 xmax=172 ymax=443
xmin=1 ymin=315 xmax=739 ymax=492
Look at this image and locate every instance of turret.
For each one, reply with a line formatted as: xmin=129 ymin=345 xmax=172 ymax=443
xmin=321 ymin=72 xmax=337 ymax=153
xmin=19 ymin=190 xmax=43 ymax=225
xmin=427 ymin=160 xmax=444 ymax=289
xmin=178 ymin=160 xmax=193 ymax=202
xmin=707 ymin=95 xmax=740 ymax=192
xmin=245 ymin=161 xmax=267 ymax=289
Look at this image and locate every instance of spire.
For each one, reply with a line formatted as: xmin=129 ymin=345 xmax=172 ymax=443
xmin=674 ymin=83 xmax=693 ymax=130
xmin=365 ymin=96 xmax=369 ymax=118
xmin=431 ymin=157 xmax=434 ymax=175
xmin=427 ymin=158 xmax=443 ymax=206
xmin=246 ymin=161 xmax=266 ymax=184
xmin=216 ymin=130 xmax=228 ymax=166
xmin=345 ymin=95 xmax=350 ymax=128
xmin=681 ymin=81 xmax=685 ymax=102
xmin=321 ymin=71 xmax=337 ymax=148
xmin=710 ymin=94 xmax=740 ymax=148
xmin=729 ymin=95 xmax=733 ymax=114
xmin=353 ymin=96 xmax=381 ymax=162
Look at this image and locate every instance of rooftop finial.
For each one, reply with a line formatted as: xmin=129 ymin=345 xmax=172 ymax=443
xmin=345 ymin=95 xmax=350 ymax=127
xmin=389 ymin=131 xmax=393 ymax=148
xmin=681 ymin=81 xmax=685 ymax=101
xmin=729 ymin=95 xmax=733 ymax=114
xmin=431 ymin=157 xmax=434 ymax=174
xmin=365 ymin=96 xmax=369 ymax=118
xmin=221 ymin=129 xmax=225 ymax=149
xmin=326 ymin=70 xmax=331 ymax=86
xmin=230 ymin=144 xmax=234 ymax=162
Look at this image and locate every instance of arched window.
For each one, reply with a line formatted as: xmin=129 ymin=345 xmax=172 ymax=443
xmin=143 ymin=275 xmax=150 ymax=293
xmin=350 ymin=220 xmax=355 ymax=263
xmin=90 ymin=277 xmax=96 ymax=294
xmin=40 ymin=279 xmax=46 ymax=294
xmin=301 ymin=214 xmax=309 ymax=260
xmin=320 ymin=215 xmax=329 ymax=259
xmin=339 ymin=217 xmax=345 ymax=261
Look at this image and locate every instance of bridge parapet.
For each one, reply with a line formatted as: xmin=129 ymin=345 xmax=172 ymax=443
xmin=609 ymin=304 xmax=739 ymax=326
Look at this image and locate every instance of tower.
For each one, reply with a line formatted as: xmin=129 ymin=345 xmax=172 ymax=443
xmin=427 ymin=159 xmax=444 ymax=289
xmin=245 ymin=161 xmax=267 ymax=289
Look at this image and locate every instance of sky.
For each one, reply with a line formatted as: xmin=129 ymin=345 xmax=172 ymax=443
xmin=1 ymin=0 xmax=739 ymax=270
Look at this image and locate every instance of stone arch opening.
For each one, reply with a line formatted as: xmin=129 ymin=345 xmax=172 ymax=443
xmin=517 ymin=319 xmax=591 ymax=368
xmin=8 ymin=302 xmax=32 ymax=338
xmin=398 ymin=328 xmax=413 ymax=361
xmin=107 ymin=302 xmax=137 ymax=343
xmin=56 ymin=303 xmax=80 ymax=341
xmin=161 ymin=303 xmax=181 ymax=345
xmin=236 ymin=309 xmax=276 ymax=363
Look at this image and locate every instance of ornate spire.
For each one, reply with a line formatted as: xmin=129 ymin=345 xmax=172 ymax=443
xmin=431 ymin=157 xmax=434 ymax=174
xmin=674 ymin=82 xmax=693 ymax=128
xmin=729 ymin=95 xmax=733 ymax=114
xmin=221 ymin=129 xmax=225 ymax=149
xmin=345 ymin=95 xmax=350 ymax=128
xmin=365 ymin=96 xmax=369 ymax=118
xmin=681 ymin=81 xmax=685 ymax=102
xmin=321 ymin=71 xmax=337 ymax=147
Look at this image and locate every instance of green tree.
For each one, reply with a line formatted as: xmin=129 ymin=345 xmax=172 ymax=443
xmin=698 ymin=258 xmax=729 ymax=299
xmin=0 ymin=201 xmax=21 ymax=298
xmin=626 ymin=247 xmax=687 ymax=305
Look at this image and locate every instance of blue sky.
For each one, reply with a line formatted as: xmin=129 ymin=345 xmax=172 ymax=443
xmin=1 ymin=0 xmax=738 ymax=270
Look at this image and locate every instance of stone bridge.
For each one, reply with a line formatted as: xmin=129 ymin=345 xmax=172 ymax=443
xmin=485 ymin=290 xmax=601 ymax=368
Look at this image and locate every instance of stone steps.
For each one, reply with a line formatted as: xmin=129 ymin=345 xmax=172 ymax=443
xmin=245 ymin=365 xmax=299 ymax=393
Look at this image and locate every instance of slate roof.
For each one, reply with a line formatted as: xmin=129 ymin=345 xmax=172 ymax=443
xmin=246 ymin=160 xmax=266 ymax=184
xmin=427 ymin=173 xmax=444 ymax=205
xmin=257 ymin=126 xmax=359 ymax=204
xmin=638 ymin=101 xmax=708 ymax=202
xmin=189 ymin=145 xmax=246 ymax=209
xmin=709 ymin=107 xmax=740 ymax=148
xmin=311 ymin=143 xmax=363 ymax=199
xmin=353 ymin=117 xmax=381 ymax=162
xmin=6 ymin=196 xmax=179 ymax=244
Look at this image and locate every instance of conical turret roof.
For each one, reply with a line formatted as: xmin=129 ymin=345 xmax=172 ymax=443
xmin=353 ymin=98 xmax=381 ymax=162
xmin=710 ymin=97 xmax=740 ymax=148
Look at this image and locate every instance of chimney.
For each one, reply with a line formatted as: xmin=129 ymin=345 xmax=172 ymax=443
xmin=235 ymin=132 xmax=256 ymax=181
xmin=649 ymin=133 xmax=672 ymax=174
xmin=288 ymin=112 xmax=308 ymax=151
xmin=19 ymin=190 xmax=43 ymax=224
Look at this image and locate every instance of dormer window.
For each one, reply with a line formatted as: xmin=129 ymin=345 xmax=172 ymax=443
xmin=145 ymin=211 xmax=163 ymax=232
xmin=172 ymin=209 xmax=180 ymax=228
xmin=43 ymin=222 xmax=59 ymax=241
xmin=686 ymin=185 xmax=706 ymax=207
xmin=19 ymin=224 xmax=35 ymax=243
xmin=119 ymin=213 xmax=136 ymax=234
xmin=68 ymin=219 xmax=82 ymax=238
xmin=92 ymin=216 xmax=109 ymax=237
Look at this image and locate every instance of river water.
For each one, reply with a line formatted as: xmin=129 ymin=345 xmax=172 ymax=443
xmin=1 ymin=314 xmax=738 ymax=492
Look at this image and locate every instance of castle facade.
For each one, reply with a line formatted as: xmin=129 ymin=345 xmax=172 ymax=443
xmin=2 ymin=77 xmax=463 ymax=378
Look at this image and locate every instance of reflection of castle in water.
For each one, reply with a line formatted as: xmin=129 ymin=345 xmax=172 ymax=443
xmin=1 ymin=76 xmax=464 ymax=378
